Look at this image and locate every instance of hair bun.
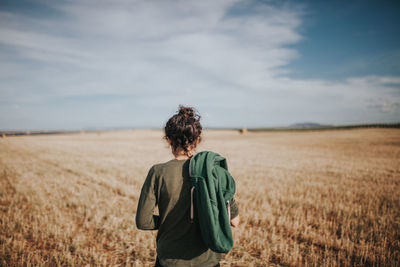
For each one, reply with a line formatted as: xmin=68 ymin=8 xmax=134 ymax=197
xmin=178 ymin=105 xmax=194 ymax=118
xmin=164 ymin=105 xmax=202 ymax=155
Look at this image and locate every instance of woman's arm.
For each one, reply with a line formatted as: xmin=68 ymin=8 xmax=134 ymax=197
xmin=229 ymin=198 xmax=240 ymax=227
xmin=136 ymin=166 xmax=160 ymax=230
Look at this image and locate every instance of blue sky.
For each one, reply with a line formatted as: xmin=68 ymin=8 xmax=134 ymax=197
xmin=0 ymin=0 xmax=399 ymax=130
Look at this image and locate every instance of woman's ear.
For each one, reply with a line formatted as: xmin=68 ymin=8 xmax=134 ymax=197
xmin=195 ymin=136 xmax=201 ymax=146
xmin=165 ymin=136 xmax=171 ymax=146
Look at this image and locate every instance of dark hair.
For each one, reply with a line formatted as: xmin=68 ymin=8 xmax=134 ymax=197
xmin=164 ymin=105 xmax=202 ymax=155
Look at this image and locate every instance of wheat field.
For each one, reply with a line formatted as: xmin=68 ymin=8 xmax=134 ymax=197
xmin=0 ymin=129 xmax=399 ymax=266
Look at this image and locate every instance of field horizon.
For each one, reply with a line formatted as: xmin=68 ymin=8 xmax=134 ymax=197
xmin=1 ymin=129 xmax=399 ymax=266
xmin=1 ymin=122 xmax=399 ymax=137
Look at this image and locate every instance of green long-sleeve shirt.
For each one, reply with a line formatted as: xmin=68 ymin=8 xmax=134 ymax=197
xmin=136 ymin=159 xmax=239 ymax=267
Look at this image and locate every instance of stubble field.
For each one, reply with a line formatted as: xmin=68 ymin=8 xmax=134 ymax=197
xmin=0 ymin=128 xmax=399 ymax=266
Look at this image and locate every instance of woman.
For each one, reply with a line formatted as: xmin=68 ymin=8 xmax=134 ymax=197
xmin=136 ymin=105 xmax=239 ymax=267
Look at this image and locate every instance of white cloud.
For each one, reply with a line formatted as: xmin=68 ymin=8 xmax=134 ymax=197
xmin=0 ymin=0 xmax=399 ymax=130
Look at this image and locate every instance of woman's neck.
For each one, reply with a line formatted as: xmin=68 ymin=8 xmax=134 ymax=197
xmin=172 ymin=148 xmax=194 ymax=160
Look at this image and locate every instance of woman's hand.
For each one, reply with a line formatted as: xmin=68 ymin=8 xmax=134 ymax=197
xmin=230 ymin=215 xmax=240 ymax=227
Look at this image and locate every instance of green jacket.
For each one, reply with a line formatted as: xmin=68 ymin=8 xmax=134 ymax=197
xmin=190 ymin=151 xmax=236 ymax=253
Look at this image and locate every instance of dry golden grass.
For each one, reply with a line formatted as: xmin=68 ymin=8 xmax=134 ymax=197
xmin=0 ymin=129 xmax=399 ymax=266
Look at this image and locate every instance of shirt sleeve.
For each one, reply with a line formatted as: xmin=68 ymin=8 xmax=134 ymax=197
xmin=136 ymin=166 xmax=160 ymax=230
xmin=229 ymin=198 xmax=239 ymax=219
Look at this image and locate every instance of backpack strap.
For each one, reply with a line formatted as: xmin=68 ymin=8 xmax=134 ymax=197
xmin=189 ymin=156 xmax=195 ymax=223
xmin=227 ymin=200 xmax=231 ymax=222
xmin=190 ymin=186 xmax=195 ymax=223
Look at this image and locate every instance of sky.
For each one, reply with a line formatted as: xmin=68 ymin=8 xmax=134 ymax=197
xmin=0 ymin=0 xmax=399 ymax=130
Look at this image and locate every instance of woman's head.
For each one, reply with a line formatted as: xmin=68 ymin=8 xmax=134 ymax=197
xmin=164 ymin=105 xmax=202 ymax=156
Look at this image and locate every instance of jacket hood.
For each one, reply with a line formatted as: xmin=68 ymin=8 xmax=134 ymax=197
xmin=189 ymin=151 xmax=235 ymax=201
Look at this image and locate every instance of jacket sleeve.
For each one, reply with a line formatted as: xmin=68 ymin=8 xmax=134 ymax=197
xmin=136 ymin=166 xmax=160 ymax=230
xmin=229 ymin=198 xmax=239 ymax=219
